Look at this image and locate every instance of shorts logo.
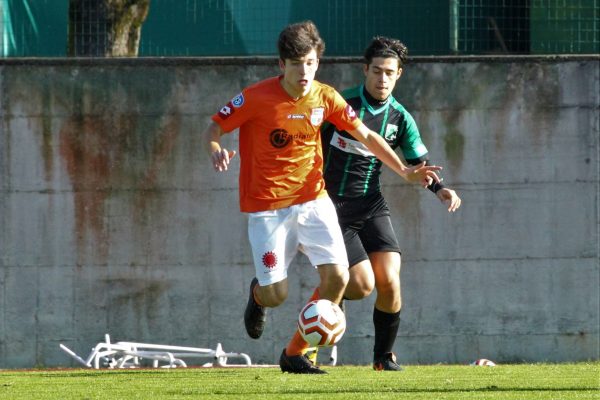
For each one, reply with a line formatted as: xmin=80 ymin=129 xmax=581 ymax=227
xmin=336 ymin=136 xmax=347 ymax=149
xmin=345 ymin=104 xmax=357 ymax=121
xmin=310 ymin=107 xmax=324 ymax=126
xmin=262 ymin=251 xmax=277 ymax=269
xmin=231 ymin=93 xmax=244 ymax=108
xmin=270 ymin=129 xmax=291 ymax=148
xmin=218 ymin=102 xmax=234 ymax=119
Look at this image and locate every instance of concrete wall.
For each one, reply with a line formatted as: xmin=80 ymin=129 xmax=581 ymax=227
xmin=0 ymin=56 xmax=598 ymax=368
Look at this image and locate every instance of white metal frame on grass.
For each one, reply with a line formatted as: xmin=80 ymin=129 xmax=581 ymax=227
xmin=60 ymin=334 xmax=252 ymax=369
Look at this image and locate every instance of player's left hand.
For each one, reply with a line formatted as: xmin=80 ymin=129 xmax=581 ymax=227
xmin=436 ymin=188 xmax=461 ymax=212
xmin=404 ymin=162 xmax=442 ymax=187
xmin=211 ymin=148 xmax=237 ymax=172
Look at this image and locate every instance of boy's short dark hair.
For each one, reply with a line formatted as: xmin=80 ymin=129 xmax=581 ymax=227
xmin=364 ymin=36 xmax=408 ymax=67
xmin=278 ymin=20 xmax=325 ymax=60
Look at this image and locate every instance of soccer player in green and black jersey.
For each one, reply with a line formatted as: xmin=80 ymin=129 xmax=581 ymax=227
xmin=321 ymin=36 xmax=462 ymax=371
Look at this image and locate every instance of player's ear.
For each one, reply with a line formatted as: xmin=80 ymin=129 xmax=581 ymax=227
xmin=363 ymin=64 xmax=369 ymax=77
xmin=279 ymin=58 xmax=286 ymax=72
xmin=396 ymin=67 xmax=403 ymax=80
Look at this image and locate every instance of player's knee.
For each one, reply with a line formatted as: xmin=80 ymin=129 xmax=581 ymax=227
xmin=345 ymin=278 xmax=374 ymax=299
xmin=376 ymin=278 xmax=400 ymax=298
xmin=326 ymin=267 xmax=349 ymax=294
xmin=358 ymin=279 xmax=375 ymax=297
xmin=334 ymin=268 xmax=349 ymax=292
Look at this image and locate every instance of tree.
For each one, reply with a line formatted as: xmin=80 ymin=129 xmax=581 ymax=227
xmin=67 ymin=0 xmax=150 ymax=57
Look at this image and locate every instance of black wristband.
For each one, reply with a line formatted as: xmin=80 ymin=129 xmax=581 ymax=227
xmin=428 ymin=181 xmax=445 ymax=194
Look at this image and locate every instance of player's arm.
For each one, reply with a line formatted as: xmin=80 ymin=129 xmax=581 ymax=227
xmin=204 ymin=120 xmax=236 ymax=172
xmin=406 ymin=156 xmax=461 ymax=212
xmin=347 ymin=123 xmax=442 ymax=186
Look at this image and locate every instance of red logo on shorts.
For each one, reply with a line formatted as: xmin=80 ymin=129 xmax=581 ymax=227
xmin=262 ymin=251 xmax=277 ymax=269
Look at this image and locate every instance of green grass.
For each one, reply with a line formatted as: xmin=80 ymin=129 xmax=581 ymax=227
xmin=1 ymin=363 xmax=598 ymax=399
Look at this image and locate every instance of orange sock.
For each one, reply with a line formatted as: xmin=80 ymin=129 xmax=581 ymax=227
xmin=285 ymin=288 xmax=320 ymax=356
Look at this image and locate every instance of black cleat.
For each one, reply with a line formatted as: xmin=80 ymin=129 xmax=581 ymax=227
xmin=280 ymin=349 xmax=327 ymax=374
xmin=244 ymin=278 xmax=266 ymax=339
xmin=373 ymin=352 xmax=404 ymax=371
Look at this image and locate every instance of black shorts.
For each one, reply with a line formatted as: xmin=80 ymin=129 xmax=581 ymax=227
xmin=329 ymin=191 xmax=401 ymax=267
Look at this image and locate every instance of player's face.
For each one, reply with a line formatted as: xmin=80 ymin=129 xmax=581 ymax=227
xmin=279 ymin=49 xmax=319 ymax=98
xmin=363 ymin=57 xmax=402 ymax=101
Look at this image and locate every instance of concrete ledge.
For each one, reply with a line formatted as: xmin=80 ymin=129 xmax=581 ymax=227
xmin=0 ymin=54 xmax=598 ymax=67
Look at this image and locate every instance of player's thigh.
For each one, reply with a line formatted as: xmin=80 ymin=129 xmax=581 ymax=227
xmin=297 ymin=197 xmax=348 ymax=268
xmin=247 ymin=208 xmax=298 ymax=286
xmin=359 ymin=214 xmax=401 ymax=255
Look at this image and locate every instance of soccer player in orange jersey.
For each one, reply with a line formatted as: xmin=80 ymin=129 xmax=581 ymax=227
xmin=204 ymin=21 xmax=442 ymax=374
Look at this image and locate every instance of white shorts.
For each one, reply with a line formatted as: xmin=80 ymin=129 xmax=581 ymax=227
xmin=247 ymin=196 xmax=349 ymax=286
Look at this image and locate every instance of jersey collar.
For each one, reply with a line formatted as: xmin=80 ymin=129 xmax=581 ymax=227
xmin=359 ymin=85 xmax=390 ymax=116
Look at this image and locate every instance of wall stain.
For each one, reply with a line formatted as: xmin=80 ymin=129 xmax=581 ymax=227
xmin=103 ymin=276 xmax=172 ymax=332
xmin=444 ymin=128 xmax=466 ymax=171
xmin=41 ymin=81 xmax=54 ymax=183
xmin=55 ymin=68 xmax=178 ymax=265
xmin=59 ymin=113 xmax=111 ymax=263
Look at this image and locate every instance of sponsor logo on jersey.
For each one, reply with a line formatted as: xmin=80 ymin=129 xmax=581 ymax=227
xmin=330 ymin=131 xmax=374 ymax=157
xmin=345 ymin=104 xmax=357 ymax=121
xmin=287 ymin=114 xmax=305 ymax=119
xmin=270 ymin=129 xmax=291 ymax=148
xmin=310 ymin=107 xmax=324 ymax=126
xmin=385 ymin=124 xmax=398 ymax=141
xmin=231 ymin=93 xmax=244 ymax=107
xmin=270 ymin=128 xmax=312 ymax=148
xmin=218 ymin=102 xmax=234 ymax=119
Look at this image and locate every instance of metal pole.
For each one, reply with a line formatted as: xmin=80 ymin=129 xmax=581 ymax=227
xmin=449 ymin=0 xmax=459 ymax=53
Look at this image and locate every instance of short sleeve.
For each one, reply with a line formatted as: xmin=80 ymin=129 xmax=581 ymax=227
xmin=211 ymin=91 xmax=252 ymax=133
xmin=324 ymin=90 xmax=362 ymax=133
xmin=397 ymin=111 xmax=428 ymax=160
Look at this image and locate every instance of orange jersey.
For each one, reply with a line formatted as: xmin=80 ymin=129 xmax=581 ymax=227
xmin=212 ymin=76 xmax=361 ymax=212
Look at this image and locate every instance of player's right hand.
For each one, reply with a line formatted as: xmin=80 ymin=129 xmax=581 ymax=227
xmin=404 ymin=162 xmax=442 ymax=187
xmin=212 ymin=148 xmax=237 ymax=172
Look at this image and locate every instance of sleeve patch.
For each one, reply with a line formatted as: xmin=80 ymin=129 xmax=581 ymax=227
xmin=218 ymin=101 xmax=235 ymax=119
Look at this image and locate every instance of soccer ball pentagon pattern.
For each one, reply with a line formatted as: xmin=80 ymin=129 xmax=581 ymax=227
xmin=297 ymin=299 xmax=346 ymax=347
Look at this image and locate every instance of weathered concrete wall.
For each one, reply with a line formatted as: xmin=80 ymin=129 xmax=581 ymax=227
xmin=0 ymin=56 xmax=598 ymax=368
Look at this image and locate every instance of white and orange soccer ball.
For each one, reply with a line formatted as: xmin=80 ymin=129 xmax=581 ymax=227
xmin=471 ymin=358 xmax=496 ymax=367
xmin=297 ymin=299 xmax=346 ymax=347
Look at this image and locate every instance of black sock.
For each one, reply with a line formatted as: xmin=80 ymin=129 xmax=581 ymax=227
xmin=373 ymin=307 xmax=401 ymax=359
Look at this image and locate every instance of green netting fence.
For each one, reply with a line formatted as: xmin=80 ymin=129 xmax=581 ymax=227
xmin=1 ymin=0 xmax=598 ymax=57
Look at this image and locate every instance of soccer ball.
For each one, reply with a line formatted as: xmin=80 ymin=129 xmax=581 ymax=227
xmin=297 ymin=299 xmax=346 ymax=347
xmin=470 ymin=358 xmax=496 ymax=367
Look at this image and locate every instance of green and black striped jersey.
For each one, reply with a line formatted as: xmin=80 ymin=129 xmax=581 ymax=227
xmin=322 ymin=85 xmax=429 ymax=198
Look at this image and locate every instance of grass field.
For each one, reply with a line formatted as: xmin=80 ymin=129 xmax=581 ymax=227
xmin=1 ymin=363 xmax=598 ymax=399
